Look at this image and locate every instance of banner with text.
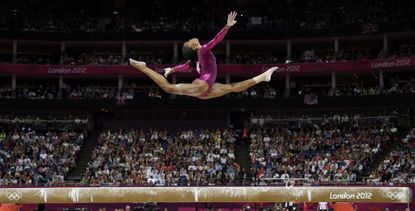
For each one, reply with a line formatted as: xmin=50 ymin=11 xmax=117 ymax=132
xmin=0 ymin=56 xmax=413 ymax=76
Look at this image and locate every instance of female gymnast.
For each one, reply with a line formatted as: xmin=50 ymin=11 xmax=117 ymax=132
xmin=129 ymin=11 xmax=278 ymax=100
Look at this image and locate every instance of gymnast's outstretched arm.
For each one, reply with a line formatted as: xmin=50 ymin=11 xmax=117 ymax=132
xmin=204 ymin=11 xmax=237 ymax=50
xmin=164 ymin=60 xmax=191 ymax=77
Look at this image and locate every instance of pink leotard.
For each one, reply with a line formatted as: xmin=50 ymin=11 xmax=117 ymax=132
xmin=173 ymin=27 xmax=229 ymax=96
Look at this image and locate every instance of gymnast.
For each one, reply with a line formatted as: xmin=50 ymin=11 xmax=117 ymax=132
xmin=129 ymin=11 xmax=277 ymax=100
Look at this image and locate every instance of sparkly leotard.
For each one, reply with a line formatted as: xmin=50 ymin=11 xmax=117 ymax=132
xmin=173 ymin=27 xmax=229 ymax=96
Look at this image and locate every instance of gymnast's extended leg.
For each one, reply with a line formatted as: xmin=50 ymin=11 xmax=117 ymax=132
xmin=198 ymin=67 xmax=278 ymax=100
xmin=129 ymin=59 xmax=208 ymax=97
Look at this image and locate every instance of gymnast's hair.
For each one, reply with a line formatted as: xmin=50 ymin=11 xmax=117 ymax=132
xmin=182 ymin=44 xmax=198 ymax=67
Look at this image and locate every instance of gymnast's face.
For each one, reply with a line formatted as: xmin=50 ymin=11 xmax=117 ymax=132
xmin=185 ymin=38 xmax=202 ymax=51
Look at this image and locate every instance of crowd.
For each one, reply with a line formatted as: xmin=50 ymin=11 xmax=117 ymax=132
xmin=63 ymin=83 xmax=168 ymax=100
xmin=1 ymin=0 xmax=413 ymax=33
xmin=250 ymin=111 xmax=401 ymax=130
xmin=83 ymin=129 xmax=239 ymax=186
xmin=227 ymin=84 xmax=279 ymax=99
xmin=333 ymin=86 xmax=378 ymax=96
xmin=0 ymin=82 xmax=168 ymax=100
xmin=222 ymin=53 xmax=280 ymax=64
xmin=248 ymin=114 xmax=398 ymax=185
xmin=383 ymin=77 xmax=415 ymax=94
xmin=0 ymin=111 xmax=412 ymax=187
xmin=12 ymin=51 xmax=171 ymax=65
xmin=0 ymin=117 xmax=87 ymax=186
xmin=381 ymin=44 xmax=415 ymax=59
xmin=0 ymin=114 xmax=88 ymax=131
xmin=165 ymin=77 xmax=414 ymax=99
xmin=369 ymin=128 xmax=415 ymax=184
xmin=297 ymin=48 xmax=381 ymax=63
xmin=61 ymin=51 xmax=171 ymax=65
xmin=64 ymin=85 xmax=118 ymax=100
xmin=16 ymin=54 xmax=58 ymax=65
xmin=0 ymin=73 xmax=413 ymax=101
xmin=290 ymin=76 xmax=415 ymax=98
xmin=11 ymin=84 xmax=57 ymax=100
xmin=120 ymin=82 xmax=167 ymax=100
xmin=2 ymin=43 xmax=414 ymax=66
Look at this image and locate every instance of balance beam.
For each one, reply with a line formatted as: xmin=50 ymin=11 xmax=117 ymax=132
xmin=0 ymin=186 xmax=411 ymax=204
